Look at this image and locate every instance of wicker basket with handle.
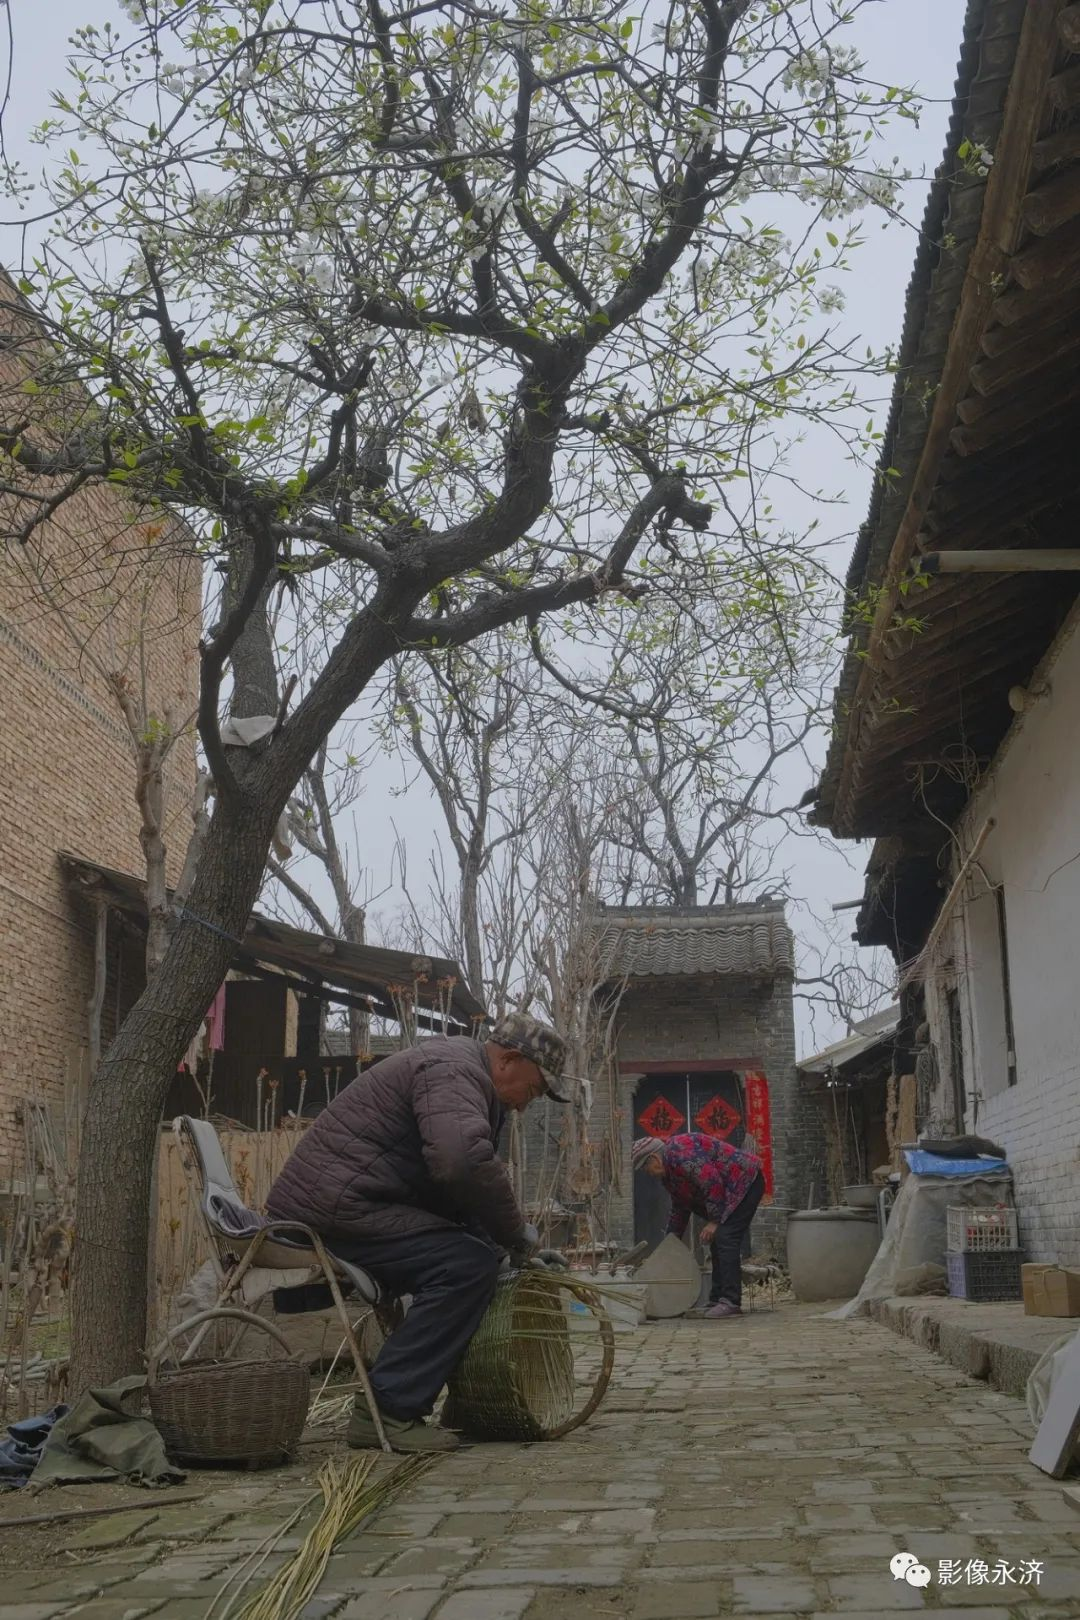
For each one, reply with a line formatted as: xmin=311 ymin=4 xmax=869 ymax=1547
xmin=147 ymin=1307 xmax=310 ymax=1466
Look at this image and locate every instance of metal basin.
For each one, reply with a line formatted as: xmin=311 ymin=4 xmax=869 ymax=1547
xmin=841 ymin=1184 xmax=879 ymax=1210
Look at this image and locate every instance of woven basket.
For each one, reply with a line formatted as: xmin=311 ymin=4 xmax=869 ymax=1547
xmin=445 ymin=1271 xmax=614 ymax=1442
xmin=147 ymin=1307 xmax=310 ymax=1466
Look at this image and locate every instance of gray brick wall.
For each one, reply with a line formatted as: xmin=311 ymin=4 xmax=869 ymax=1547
xmin=521 ymin=970 xmax=820 ymax=1261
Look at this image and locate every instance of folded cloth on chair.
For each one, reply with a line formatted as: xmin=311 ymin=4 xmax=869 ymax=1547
xmin=30 ymin=1375 xmax=186 ymax=1490
xmin=206 ymin=1186 xmax=268 ymax=1238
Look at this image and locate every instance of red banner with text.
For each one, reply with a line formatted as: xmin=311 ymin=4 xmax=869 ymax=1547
xmin=743 ymin=1071 xmax=774 ymax=1200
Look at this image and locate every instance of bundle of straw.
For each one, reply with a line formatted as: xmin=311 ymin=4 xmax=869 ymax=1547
xmin=209 ymin=1452 xmax=433 ymax=1620
xmin=445 ymin=1270 xmax=614 ymax=1442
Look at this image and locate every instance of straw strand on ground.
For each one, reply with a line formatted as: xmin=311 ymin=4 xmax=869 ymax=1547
xmin=219 ymin=1453 xmax=434 ymax=1620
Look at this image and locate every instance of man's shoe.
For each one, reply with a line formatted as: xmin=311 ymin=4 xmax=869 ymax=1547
xmin=703 ymin=1301 xmax=743 ymax=1319
xmin=347 ymin=1398 xmax=459 ymax=1453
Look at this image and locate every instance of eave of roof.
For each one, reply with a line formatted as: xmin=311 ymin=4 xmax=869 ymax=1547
xmin=814 ymin=0 xmax=1080 ymax=840
xmin=61 ymin=852 xmax=487 ymax=1031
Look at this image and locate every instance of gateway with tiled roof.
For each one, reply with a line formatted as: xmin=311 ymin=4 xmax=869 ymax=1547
xmin=592 ymin=902 xmax=796 ymax=982
xmin=579 ymin=898 xmax=815 ymax=1259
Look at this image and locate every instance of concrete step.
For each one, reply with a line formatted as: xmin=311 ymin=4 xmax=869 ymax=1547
xmin=869 ymin=1294 xmax=1077 ymax=1398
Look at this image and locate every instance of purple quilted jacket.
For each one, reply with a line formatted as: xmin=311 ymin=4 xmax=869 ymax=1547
xmin=266 ymin=1035 xmax=527 ymax=1250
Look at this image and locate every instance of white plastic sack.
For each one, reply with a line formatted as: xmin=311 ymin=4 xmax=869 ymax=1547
xmin=1026 ymin=1327 xmax=1080 ymax=1464
xmin=824 ymin=1171 xmax=1012 ymax=1320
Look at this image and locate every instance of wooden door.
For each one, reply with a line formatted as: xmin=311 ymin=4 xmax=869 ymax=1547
xmin=632 ymin=1071 xmax=745 ymax=1247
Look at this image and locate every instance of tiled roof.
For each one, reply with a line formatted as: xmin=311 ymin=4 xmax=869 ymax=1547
xmin=813 ymin=0 xmax=1076 ymax=840
xmin=592 ymin=904 xmax=795 ymax=981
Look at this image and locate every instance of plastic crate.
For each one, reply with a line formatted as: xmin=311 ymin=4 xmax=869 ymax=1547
xmin=946 ymin=1205 xmax=1018 ymax=1253
xmin=946 ymin=1249 xmax=1023 ymax=1302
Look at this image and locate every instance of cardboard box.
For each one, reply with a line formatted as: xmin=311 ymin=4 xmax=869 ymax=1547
xmin=1022 ymin=1263 xmax=1080 ymax=1317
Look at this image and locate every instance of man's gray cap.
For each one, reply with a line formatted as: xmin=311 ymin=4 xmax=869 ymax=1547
xmin=488 ymin=1012 xmax=572 ymax=1103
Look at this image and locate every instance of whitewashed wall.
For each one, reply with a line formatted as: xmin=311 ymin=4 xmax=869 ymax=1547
xmin=923 ymin=606 xmax=1080 ymax=1264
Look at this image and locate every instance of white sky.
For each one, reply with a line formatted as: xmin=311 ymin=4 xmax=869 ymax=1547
xmin=1 ymin=1 xmax=968 ymax=1056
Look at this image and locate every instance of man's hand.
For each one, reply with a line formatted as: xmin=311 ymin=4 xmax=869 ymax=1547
xmin=699 ymin=1221 xmax=718 ymax=1244
xmin=528 ymin=1248 xmax=570 ymax=1272
xmin=509 ymin=1223 xmax=541 ymax=1268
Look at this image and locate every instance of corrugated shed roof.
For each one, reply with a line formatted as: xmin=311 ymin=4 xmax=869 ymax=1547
xmin=61 ymin=853 xmax=486 ymax=1031
xmin=592 ymin=903 xmax=795 ymax=981
xmin=798 ymin=1005 xmax=900 ymax=1078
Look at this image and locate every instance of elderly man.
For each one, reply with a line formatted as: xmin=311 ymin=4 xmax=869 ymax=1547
xmin=267 ymin=1012 xmax=570 ymax=1452
xmin=632 ymin=1131 xmax=765 ymax=1318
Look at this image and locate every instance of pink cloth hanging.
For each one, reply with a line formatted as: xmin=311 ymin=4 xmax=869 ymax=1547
xmin=177 ymin=983 xmax=227 ymax=1071
xmin=205 ymin=983 xmax=227 ymax=1052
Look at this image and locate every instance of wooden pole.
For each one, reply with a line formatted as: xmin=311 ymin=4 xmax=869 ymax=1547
xmin=921 ymin=549 xmax=1080 ymax=575
xmin=896 ymin=1075 xmax=918 ymax=1180
xmin=0 ymin=1490 xmax=203 ymax=1530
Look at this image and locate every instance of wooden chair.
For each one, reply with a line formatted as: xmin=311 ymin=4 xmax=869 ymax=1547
xmin=170 ymin=1115 xmax=391 ymax=1452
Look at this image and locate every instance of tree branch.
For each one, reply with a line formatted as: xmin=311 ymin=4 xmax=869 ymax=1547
xmin=267 ymin=855 xmax=338 ymax=936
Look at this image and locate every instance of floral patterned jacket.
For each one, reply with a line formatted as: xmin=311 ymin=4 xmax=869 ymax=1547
xmin=660 ymin=1132 xmax=763 ymax=1233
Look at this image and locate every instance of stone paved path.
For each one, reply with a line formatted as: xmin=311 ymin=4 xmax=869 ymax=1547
xmin=5 ymin=1302 xmax=1080 ymax=1619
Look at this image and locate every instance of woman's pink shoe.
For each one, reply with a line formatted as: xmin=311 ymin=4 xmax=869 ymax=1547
xmin=704 ymin=1301 xmax=743 ymax=1319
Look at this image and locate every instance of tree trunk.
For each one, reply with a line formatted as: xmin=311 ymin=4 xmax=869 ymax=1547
xmin=138 ymin=746 xmax=170 ymax=977
xmin=460 ymin=856 xmax=484 ymax=1007
xmin=69 ymin=792 xmax=276 ymax=1391
xmin=341 ymin=903 xmax=370 ymax=1052
xmin=677 ymin=870 xmax=699 ymax=905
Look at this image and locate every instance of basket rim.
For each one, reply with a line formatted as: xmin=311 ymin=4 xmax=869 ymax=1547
xmin=150 ymin=1354 xmax=308 ymax=1384
xmin=447 ymin=1270 xmax=614 ymax=1442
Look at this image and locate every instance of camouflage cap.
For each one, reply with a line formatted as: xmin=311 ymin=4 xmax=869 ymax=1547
xmin=488 ymin=1012 xmax=572 ymax=1103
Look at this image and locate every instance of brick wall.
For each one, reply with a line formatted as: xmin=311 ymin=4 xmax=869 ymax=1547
xmin=977 ymin=1065 xmax=1080 ymax=1265
xmin=0 ymin=287 xmax=200 ymax=1164
xmin=914 ymin=606 xmax=1080 ymax=1265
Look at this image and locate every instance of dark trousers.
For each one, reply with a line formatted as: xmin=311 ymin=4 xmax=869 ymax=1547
xmin=709 ymin=1173 xmax=766 ymax=1308
xmin=327 ymin=1226 xmax=501 ymax=1421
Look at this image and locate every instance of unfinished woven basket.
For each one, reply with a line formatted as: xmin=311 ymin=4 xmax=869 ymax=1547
xmin=147 ymin=1306 xmax=310 ymax=1466
xmin=445 ymin=1271 xmax=614 ymax=1442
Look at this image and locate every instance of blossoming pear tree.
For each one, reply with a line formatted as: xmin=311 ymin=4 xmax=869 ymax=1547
xmin=0 ymin=0 xmax=915 ymax=1387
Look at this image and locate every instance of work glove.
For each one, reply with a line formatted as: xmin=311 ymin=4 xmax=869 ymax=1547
xmin=508 ymin=1223 xmax=540 ymax=1269
xmin=527 ymin=1248 xmax=570 ymax=1272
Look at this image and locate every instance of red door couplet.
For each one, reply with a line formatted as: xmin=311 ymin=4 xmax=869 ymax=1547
xmin=743 ymin=1070 xmax=774 ymax=1199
